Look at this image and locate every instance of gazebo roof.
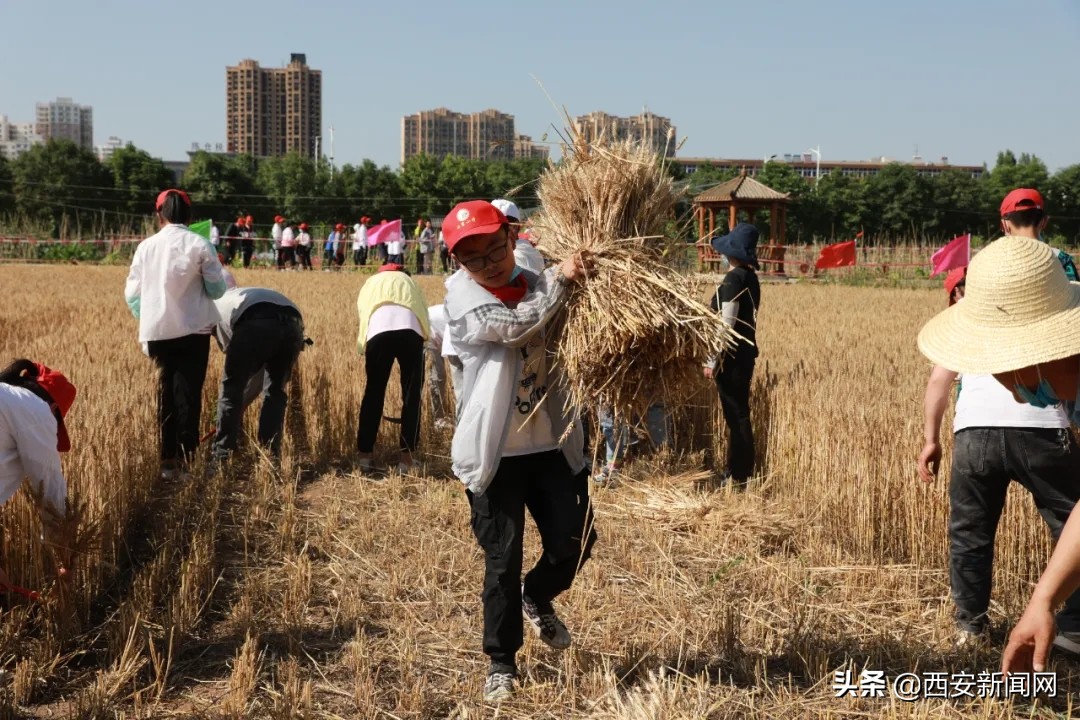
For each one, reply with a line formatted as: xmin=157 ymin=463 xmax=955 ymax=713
xmin=692 ymin=174 xmax=790 ymax=204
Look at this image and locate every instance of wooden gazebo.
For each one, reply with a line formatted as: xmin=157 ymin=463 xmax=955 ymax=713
xmin=692 ymin=173 xmax=791 ymax=275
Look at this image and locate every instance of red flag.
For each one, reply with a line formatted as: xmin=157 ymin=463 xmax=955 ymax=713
xmin=815 ymin=240 xmax=857 ymax=270
xmin=930 ymin=233 xmax=970 ymax=276
xmin=367 ymin=219 xmax=402 ymax=246
xmin=855 ymin=230 xmax=864 ymax=239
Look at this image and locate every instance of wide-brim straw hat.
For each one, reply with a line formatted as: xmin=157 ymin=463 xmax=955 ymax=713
xmin=918 ymin=236 xmax=1080 ymax=374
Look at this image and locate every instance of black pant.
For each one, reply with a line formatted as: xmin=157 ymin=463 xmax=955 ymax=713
xmin=241 ymin=241 xmax=254 ymax=268
xmin=353 ymin=248 xmax=367 ymax=265
xmin=213 ymin=305 xmax=305 ymax=460
xmin=297 ymin=245 xmax=312 ymax=269
xmin=378 ymin=244 xmax=389 ymax=263
xmin=716 ymin=352 xmax=755 ymax=482
xmin=440 ymin=247 xmax=450 ymax=273
xmin=147 ymin=333 xmax=211 ymax=464
xmin=950 ymin=427 xmax=1080 ymax=632
xmin=278 ymin=247 xmax=296 ymax=269
xmin=467 ymin=450 xmax=597 ymax=669
xmin=356 ymin=329 xmax=424 ymax=453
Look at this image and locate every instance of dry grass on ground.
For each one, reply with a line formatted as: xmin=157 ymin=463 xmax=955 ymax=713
xmin=0 ymin=265 xmax=1077 ymax=718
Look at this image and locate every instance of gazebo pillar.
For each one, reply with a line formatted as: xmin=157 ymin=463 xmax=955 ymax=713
xmin=728 ymin=204 xmax=737 ymax=231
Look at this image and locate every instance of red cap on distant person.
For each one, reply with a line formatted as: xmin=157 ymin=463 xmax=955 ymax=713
xmin=245 ymin=215 xmax=254 ymax=224
xmin=944 ymin=267 xmax=966 ymax=306
xmin=1000 ymin=188 xmax=1044 ymax=216
xmin=442 ymin=200 xmax=507 ymax=252
xmin=379 ymin=262 xmax=407 ymax=273
xmin=155 ymin=189 xmax=190 ymax=211
xmin=299 ymin=222 xmax=308 ymax=231
xmin=335 ymin=223 xmax=345 ymax=231
xmin=33 ymin=363 xmax=76 ymax=452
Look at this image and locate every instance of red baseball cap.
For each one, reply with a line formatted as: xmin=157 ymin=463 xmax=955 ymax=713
xmin=155 ymin=189 xmax=190 ymax=211
xmin=944 ymin=267 xmax=966 ymax=306
xmin=299 ymin=222 xmax=309 ymax=231
xmin=379 ymin=262 xmax=407 ymax=273
xmin=442 ymin=200 xmax=507 ymax=252
xmin=245 ymin=215 xmax=254 ymax=224
xmin=33 ymin=363 xmax=76 ymax=452
xmin=274 ymin=215 xmax=284 ymax=223
xmin=335 ymin=223 xmax=345 ymax=231
xmin=1000 ymin=188 xmax=1044 ymax=216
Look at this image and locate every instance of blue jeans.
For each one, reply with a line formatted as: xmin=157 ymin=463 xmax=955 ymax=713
xmin=597 ymin=403 xmax=668 ymax=466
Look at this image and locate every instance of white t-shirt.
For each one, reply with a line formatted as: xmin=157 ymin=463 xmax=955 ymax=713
xmin=297 ymin=231 xmax=312 ymax=247
xmin=502 ymin=332 xmax=558 ymax=456
xmin=210 ymin=225 xmax=220 ymax=246
xmin=124 ymin=223 xmax=225 ymax=343
xmin=953 ymin=373 xmax=1068 ymax=432
xmin=387 ymin=236 xmax=403 ymax=255
xmin=352 ymin=224 xmax=365 ymax=250
xmin=514 ymin=240 xmax=545 ymax=275
xmin=0 ymin=384 xmax=66 ymax=522
xmin=271 ymin=223 xmax=283 ymax=245
xmin=280 ymin=227 xmax=297 ymax=248
xmin=366 ymin=303 xmax=424 ymax=341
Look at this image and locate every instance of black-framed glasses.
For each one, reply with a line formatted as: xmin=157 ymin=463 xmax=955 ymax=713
xmin=458 ymin=243 xmax=510 ymax=272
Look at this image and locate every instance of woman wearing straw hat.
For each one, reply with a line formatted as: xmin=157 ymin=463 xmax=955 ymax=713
xmin=917 ymin=263 xmax=1080 ymax=650
xmin=917 ymin=236 xmax=1080 ymax=675
xmin=704 ymin=222 xmax=761 ymax=487
xmin=0 ymin=359 xmax=77 ymax=592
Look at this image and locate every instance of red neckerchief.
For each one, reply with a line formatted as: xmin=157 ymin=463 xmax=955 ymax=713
xmin=486 ymin=274 xmax=528 ymax=305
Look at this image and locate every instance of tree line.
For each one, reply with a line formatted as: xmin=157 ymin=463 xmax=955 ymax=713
xmin=1 ymin=139 xmax=1079 ymax=246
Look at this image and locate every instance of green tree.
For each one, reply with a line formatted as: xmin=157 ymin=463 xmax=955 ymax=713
xmin=436 ymin=156 xmax=493 ymax=214
xmin=398 ymin=154 xmax=441 ymax=220
xmin=1049 ymin=163 xmax=1080 ymax=245
xmin=928 ymin=169 xmax=986 ymax=239
xmin=109 ymin=144 xmax=175 ymax=219
xmin=12 ymin=139 xmax=114 ymax=237
xmin=861 ymin=163 xmax=932 ymax=240
xmin=182 ymin=151 xmax=259 ymax=226
xmin=810 ymin=171 xmax=868 ymax=240
xmin=256 ymin=152 xmax=322 ymax=221
xmin=0 ymin=154 xmax=13 ymax=216
xmin=984 ymin=150 xmax=1050 ymax=211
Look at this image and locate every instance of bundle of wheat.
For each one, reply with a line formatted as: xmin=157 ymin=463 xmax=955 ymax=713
xmin=535 ymin=132 xmax=740 ymax=421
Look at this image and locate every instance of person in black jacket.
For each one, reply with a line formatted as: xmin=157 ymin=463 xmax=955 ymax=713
xmin=704 ymin=223 xmax=761 ymax=487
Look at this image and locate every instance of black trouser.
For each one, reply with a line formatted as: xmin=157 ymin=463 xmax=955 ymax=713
xmin=224 ymin=238 xmax=238 ymax=264
xmin=378 ymin=244 xmax=388 ymax=263
xmin=353 ymin=247 xmax=367 ymax=265
xmin=147 ymin=333 xmax=211 ymax=464
xmin=277 ymin=247 xmax=296 ymax=269
xmin=716 ymin=352 xmax=755 ymax=482
xmin=467 ymin=450 xmax=597 ymax=669
xmin=297 ymin=245 xmax=312 ymax=269
xmin=213 ymin=304 xmax=304 ymax=460
xmin=241 ymin=240 xmax=254 ymax=267
xmin=950 ymin=426 xmax=1080 ymax=633
xmin=323 ymin=247 xmax=334 ymax=268
xmin=356 ymin=329 xmax=424 ymax=453
xmin=440 ymin=247 xmax=450 ymax=273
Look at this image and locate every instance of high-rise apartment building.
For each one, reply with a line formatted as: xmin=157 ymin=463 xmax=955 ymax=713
xmin=226 ymin=54 xmax=322 ymax=158
xmin=35 ymin=97 xmax=93 ymax=150
xmin=401 ymin=108 xmax=548 ymax=164
xmin=574 ymin=110 xmax=676 ymax=157
xmin=0 ymin=114 xmax=44 ymax=160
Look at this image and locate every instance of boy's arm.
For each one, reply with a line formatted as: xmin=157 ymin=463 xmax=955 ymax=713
xmin=459 ymin=268 xmax=569 ymax=348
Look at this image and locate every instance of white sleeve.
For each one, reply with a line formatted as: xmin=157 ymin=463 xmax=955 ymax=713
xmin=14 ymin=400 xmax=67 ymax=522
xmin=720 ymin=299 xmax=739 ymax=329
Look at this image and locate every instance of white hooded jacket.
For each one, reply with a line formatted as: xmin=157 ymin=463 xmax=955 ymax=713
xmin=443 ymin=266 xmax=586 ymax=495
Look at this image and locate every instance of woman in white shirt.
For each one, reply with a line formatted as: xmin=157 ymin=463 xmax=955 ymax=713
xmin=124 ymin=189 xmax=227 ymax=479
xmin=0 ymin=359 xmax=76 ymax=590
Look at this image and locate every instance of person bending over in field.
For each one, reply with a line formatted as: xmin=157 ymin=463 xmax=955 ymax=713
xmin=0 ymin=359 xmax=76 ymax=590
xmin=125 ymin=189 xmax=227 ymax=480
xmin=210 ymin=286 xmax=308 ymax=471
xmin=917 ymin=235 xmax=1080 ymax=675
xmin=703 ymin=223 xmax=761 ymax=487
xmin=441 ymin=200 xmax=597 ymax=702
xmin=355 ymin=263 xmax=430 ymax=474
xmin=918 ymin=264 xmax=1080 ymax=651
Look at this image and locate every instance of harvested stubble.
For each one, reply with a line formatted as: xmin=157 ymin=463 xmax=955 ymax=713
xmin=535 ymin=135 xmax=739 ymax=420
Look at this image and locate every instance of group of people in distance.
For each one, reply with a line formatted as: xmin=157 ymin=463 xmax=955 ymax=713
xmin=212 ymin=213 xmax=471 ymax=276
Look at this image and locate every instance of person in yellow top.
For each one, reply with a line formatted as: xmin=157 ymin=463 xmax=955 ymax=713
xmin=356 ymin=263 xmax=430 ymax=474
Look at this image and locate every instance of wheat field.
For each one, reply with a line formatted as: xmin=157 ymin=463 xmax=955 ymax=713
xmin=0 ymin=265 xmax=1075 ymax=719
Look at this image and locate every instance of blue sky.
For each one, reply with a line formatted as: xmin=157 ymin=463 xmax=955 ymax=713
xmin=2 ymin=0 xmax=1078 ymax=170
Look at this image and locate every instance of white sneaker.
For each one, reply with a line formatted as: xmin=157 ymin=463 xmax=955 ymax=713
xmin=483 ymin=671 xmax=515 ymax=702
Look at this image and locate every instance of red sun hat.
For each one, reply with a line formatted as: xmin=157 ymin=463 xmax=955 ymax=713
xmin=442 ymin=200 xmax=507 ymax=252
xmin=33 ymin=363 xmax=76 ymax=452
xmin=155 ymin=189 xmax=190 ymax=211
xmin=1000 ymin=188 xmax=1044 ymax=216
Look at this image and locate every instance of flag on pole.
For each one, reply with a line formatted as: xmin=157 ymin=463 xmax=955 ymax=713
xmin=189 ymin=219 xmax=212 ymax=241
xmin=815 ymin=240 xmax=857 ymax=270
xmin=367 ymin=219 xmax=402 ymax=246
xmin=930 ymin=233 xmax=971 ymax=276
